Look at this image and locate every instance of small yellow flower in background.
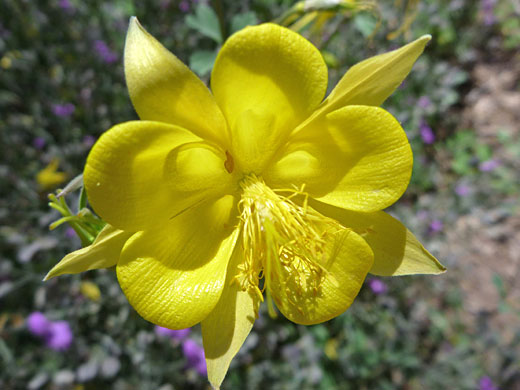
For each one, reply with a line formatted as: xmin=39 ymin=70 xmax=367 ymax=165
xmin=0 ymin=55 xmax=12 ymax=69
xmin=46 ymin=18 xmax=445 ymax=388
xmin=80 ymin=281 xmax=101 ymax=302
xmin=324 ymin=338 xmax=339 ymax=360
xmin=36 ymin=158 xmax=67 ymax=191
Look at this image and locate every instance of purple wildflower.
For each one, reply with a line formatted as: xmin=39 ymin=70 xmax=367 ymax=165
xmin=479 ymin=159 xmax=499 ymax=172
xmin=83 ymin=135 xmax=96 ymax=148
xmin=80 ymin=87 xmax=92 ymax=102
xmin=368 ymin=278 xmax=387 ymax=294
xmin=481 ymin=0 xmax=497 ymax=26
xmin=418 ymin=96 xmax=431 ymax=109
xmin=27 ymin=312 xmax=51 ymax=337
xmin=182 ymin=339 xmax=207 ymax=375
xmin=52 ymin=103 xmax=75 ymax=117
xmin=154 ymin=325 xmax=191 ymax=341
xmin=33 ymin=137 xmax=46 ymax=149
xmin=27 ymin=313 xmax=73 ymax=351
xmin=58 ymin=0 xmax=75 ymax=14
xmin=94 ymin=40 xmax=118 ymax=64
xmin=455 ymin=183 xmax=471 ymax=197
xmin=65 ymin=227 xmax=77 ymax=238
xmin=179 ymin=1 xmax=190 ymax=12
xmin=419 ymin=120 xmax=435 ymax=144
xmin=416 ymin=210 xmax=429 ymax=221
xmin=479 ymin=376 xmax=498 ymax=390
xmin=45 ymin=320 xmax=73 ymax=351
xmin=159 ymin=0 xmax=171 ymax=10
xmin=429 ymin=219 xmax=443 ymax=233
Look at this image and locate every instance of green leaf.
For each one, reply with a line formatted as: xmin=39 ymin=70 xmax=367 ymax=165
xmin=78 ymin=185 xmax=87 ymax=211
xmin=321 ymin=50 xmax=340 ymax=68
xmin=498 ymin=302 xmax=511 ymax=314
xmin=230 ymin=12 xmax=257 ymax=34
xmin=354 ymin=12 xmax=377 ymax=38
xmin=492 ymin=273 xmax=506 ymax=299
xmin=112 ymin=0 xmax=135 ymax=16
xmin=476 ymin=144 xmax=492 ymax=161
xmin=452 ymin=153 xmax=471 ymax=175
xmin=189 ymin=50 xmax=218 ymax=76
xmin=497 ymin=129 xmax=511 ymax=144
xmin=438 ymin=26 xmax=456 ymax=45
xmin=0 ymin=91 xmax=20 ymax=105
xmin=310 ymin=324 xmax=329 ymax=344
xmin=186 ymin=4 xmax=222 ymax=43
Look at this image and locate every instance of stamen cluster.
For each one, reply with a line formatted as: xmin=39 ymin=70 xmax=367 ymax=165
xmin=236 ymin=175 xmax=343 ymax=317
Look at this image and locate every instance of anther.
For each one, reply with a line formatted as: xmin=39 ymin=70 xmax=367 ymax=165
xmin=236 ymin=174 xmax=343 ymax=313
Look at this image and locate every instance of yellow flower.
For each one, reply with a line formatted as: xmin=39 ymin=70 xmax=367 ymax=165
xmin=37 ymin=158 xmax=67 ymax=191
xmin=46 ymin=18 xmax=445 ymax=388
xmin=80 ymin=281 xmax=101 ymax=302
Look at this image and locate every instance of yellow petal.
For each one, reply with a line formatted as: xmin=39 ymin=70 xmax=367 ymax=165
xmin=44 ymin=224 xmax=132 ymax=280
xmin=211 ymin=23 xmax=328 ymax=157
xmin=116 ymin=196 xmax=239 ymax=329
xmin=265 ymin=105 xmax=412 ymax=212
xmin=311 ymin=200 xmax=446 ymax=276
xmin=84 ymin=121 xmax=233 ymax=232
xmin=317 ymin=35 xmax=431 ymax=114
xmin=201 ymin=245 xmax=259 ymax=389
xmin=125 ymin=17 xmax=228 ymax=144
xmin=229 ymin=109 xmax=278 ymax=174
xmin=269 ymin=227 xmax=373 ymax=325
xmin=164 ymin=141 xmax=236 ymax=194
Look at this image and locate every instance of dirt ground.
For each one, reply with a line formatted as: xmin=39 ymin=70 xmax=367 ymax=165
xmin=445 ymin=56 xmax=520 ymax=334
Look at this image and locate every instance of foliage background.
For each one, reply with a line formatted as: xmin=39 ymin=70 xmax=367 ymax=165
xmin=1 ymin=0 xmax=519 ymax=389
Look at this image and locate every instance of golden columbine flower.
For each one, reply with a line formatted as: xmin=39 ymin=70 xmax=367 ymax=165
xmin=46 ymin=18 xmax=445 ymax=388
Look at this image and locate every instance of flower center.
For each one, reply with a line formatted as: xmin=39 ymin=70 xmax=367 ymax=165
xmin=234 ymin=174 xmax=342 ymax=317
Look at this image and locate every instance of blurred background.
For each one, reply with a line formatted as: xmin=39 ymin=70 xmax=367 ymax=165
xmin=0 ymin=0 xmax=519 ymax=389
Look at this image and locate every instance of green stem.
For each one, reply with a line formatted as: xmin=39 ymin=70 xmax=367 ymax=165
xmin=69 ymin=221 xmax=95 ymax=246
xmin=49 ymin=215 xmax=79 ymax=230
xmin=48 ymin=202 xmax=68 ymax=215
xmin=48 ymin=191 xmax=99 ymax=246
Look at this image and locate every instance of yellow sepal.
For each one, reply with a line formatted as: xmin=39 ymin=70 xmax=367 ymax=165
xmin=125 ymin=17 xmax=228 ymax=144
xmin=44 ymin=224 xmax=132 ymax=281
xmin=318 ymin=35 xmax=431 ymax=113
xmin=202 ymin=244 xmax=259 ymax=390
xmin=311 ymin=200 xmax=446 ymax=276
